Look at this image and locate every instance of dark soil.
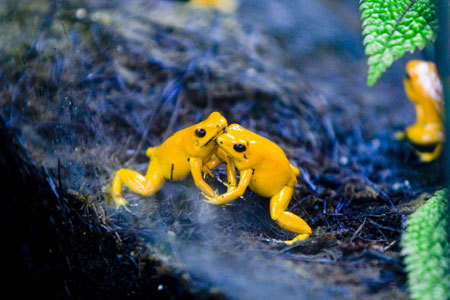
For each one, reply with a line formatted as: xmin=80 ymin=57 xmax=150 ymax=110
xmin=0 ymin=0 xmax=444 ymax=299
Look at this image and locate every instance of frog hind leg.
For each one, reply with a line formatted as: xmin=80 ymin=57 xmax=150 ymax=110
xmin=111 ymin=161 xmax=165 ymax=208
xmin=270 ymin=186 xmax=312 ymax=245
xmin=416 ymin=143 xmax=443 ymax=162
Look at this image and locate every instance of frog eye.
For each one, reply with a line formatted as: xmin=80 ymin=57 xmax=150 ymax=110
xmin=233 ymin=144 xmax=246 ymax=152
xmin=195 ymin=128 xmax=206 ymax=138
xmin=404 ymin=72 xmax=410 ymax=80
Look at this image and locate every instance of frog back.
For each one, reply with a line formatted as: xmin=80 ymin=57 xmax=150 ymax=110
xmin=152 ymin=132 xmax=191 ymax=181
xmin=245 ymin=134 xmax=297 ymax=197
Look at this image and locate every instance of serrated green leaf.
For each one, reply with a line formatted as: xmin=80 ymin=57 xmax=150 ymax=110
xmin=360 ymin=0 xmax=438 ymax=86
xmin=401 ymin=189 xmax=450 ymax=300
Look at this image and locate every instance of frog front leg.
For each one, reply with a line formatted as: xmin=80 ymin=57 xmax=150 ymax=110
xmin=270 ymin=186 xmax=312 ymax=245
xmin=202 ymin=152 xmax=237 ymax=191
xmin=223 ymin=155 xmax=237 ymax=191
xmin=112 ymin=160 xmax=165 ymax=208
xmin=204 ymin=169 xmax=252 ymax=205
xmin=202 ymin=155 xmax=222 ymax=178
xmin=190 ymin=157 xmax=218 ymax=197
xmin=215 ymin=148 xmax=238 ymax=191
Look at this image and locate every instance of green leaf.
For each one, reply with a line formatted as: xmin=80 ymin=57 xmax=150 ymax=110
xmin=360 ymin=0 xmax=438 ymax=86
xmin=401 ymin=189 xmax=450 ymax=300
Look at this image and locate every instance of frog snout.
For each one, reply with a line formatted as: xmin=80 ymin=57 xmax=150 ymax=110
xmin=217 ymin=137 xmax=224 ymax=144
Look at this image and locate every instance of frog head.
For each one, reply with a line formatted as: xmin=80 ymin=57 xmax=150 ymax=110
xmin=404 ymin=60 xmax=442 ymax=105
xmin=216 ymin=124 xmax=263 ymax=169
xmin=186 ymin=112 xmax=228 ymax=153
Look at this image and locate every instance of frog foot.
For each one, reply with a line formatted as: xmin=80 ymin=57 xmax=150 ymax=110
xmin=112 ymin=194 xmax=128 ymax=208
xmin=224 ymin=182 xmax=237 ymax=192
xmin=202 ymin=190 xmax=234 ymax=205
xmin=202 ymin=165 xmax=214 ymax=179
xmin=416 ymin=143 xmax=443 ymax=162
xmin=394 ymin=131 xmax=406 ymax=140
xmin=201 ymin=190 xmax=218 ymax=203
xmin=284 ymin=234 xmax=310 ymax=245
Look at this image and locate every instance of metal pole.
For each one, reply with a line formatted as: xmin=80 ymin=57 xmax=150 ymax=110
xmin=435 ymin=0 xmax=450 ymax=190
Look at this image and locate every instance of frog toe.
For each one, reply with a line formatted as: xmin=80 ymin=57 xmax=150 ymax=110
xmin=284 ymin=234 xmax=310 ymax=245
xmin=394 ymin=131 xmax=406 ymax=140
xmin=113 ymin=194 xmax=128 ymax=208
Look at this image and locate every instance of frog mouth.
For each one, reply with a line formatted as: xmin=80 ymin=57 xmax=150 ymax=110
xmin=201 ymin=128 xmax=225 ymax=148
xmin=216 ymin=143 xmax=238 ymax=160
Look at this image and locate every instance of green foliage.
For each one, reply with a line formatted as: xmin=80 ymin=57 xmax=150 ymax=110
xmin=401 ymin=189 xmax=450 ymax=300
xmin=360 ymin=0 xmax=438 ymax=86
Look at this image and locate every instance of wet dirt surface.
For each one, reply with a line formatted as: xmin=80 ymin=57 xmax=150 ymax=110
xmin=0 ymin=0 xmax=445 ymax=299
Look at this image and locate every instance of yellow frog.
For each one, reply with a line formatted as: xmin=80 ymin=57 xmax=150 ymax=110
xmin=398 ymin=60 xmax=443 ymax=162
xmin=111 ymin=112 xmax=236 ymax=207
xmin=204 ymin=124 xmax=312 ymax=245
xmin=190 ymin=0 xmax=237 ymax=13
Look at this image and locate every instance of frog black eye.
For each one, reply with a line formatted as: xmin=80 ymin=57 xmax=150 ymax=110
xmin=233 ymin=144 xmax=246 ymax=152
xmin=404 ymin=72 xmax=410 ymax=80
xmin=195 ymin=128 xmax=206 ymax=138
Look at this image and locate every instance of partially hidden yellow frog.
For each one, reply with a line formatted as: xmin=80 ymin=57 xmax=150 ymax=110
xmin=204 ymin=124 xmax=312 ymax=245
xmin=111 ymin=112 xmax=236 ymax=207
xmin=397 ymin=60 xmax=443 ymax=162
xmin=190 ymin=0 xmax=238 ymax=13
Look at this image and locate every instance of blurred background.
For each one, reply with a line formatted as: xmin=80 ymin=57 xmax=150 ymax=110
xmin=1 ymin=0 xmax=442 ymax=299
